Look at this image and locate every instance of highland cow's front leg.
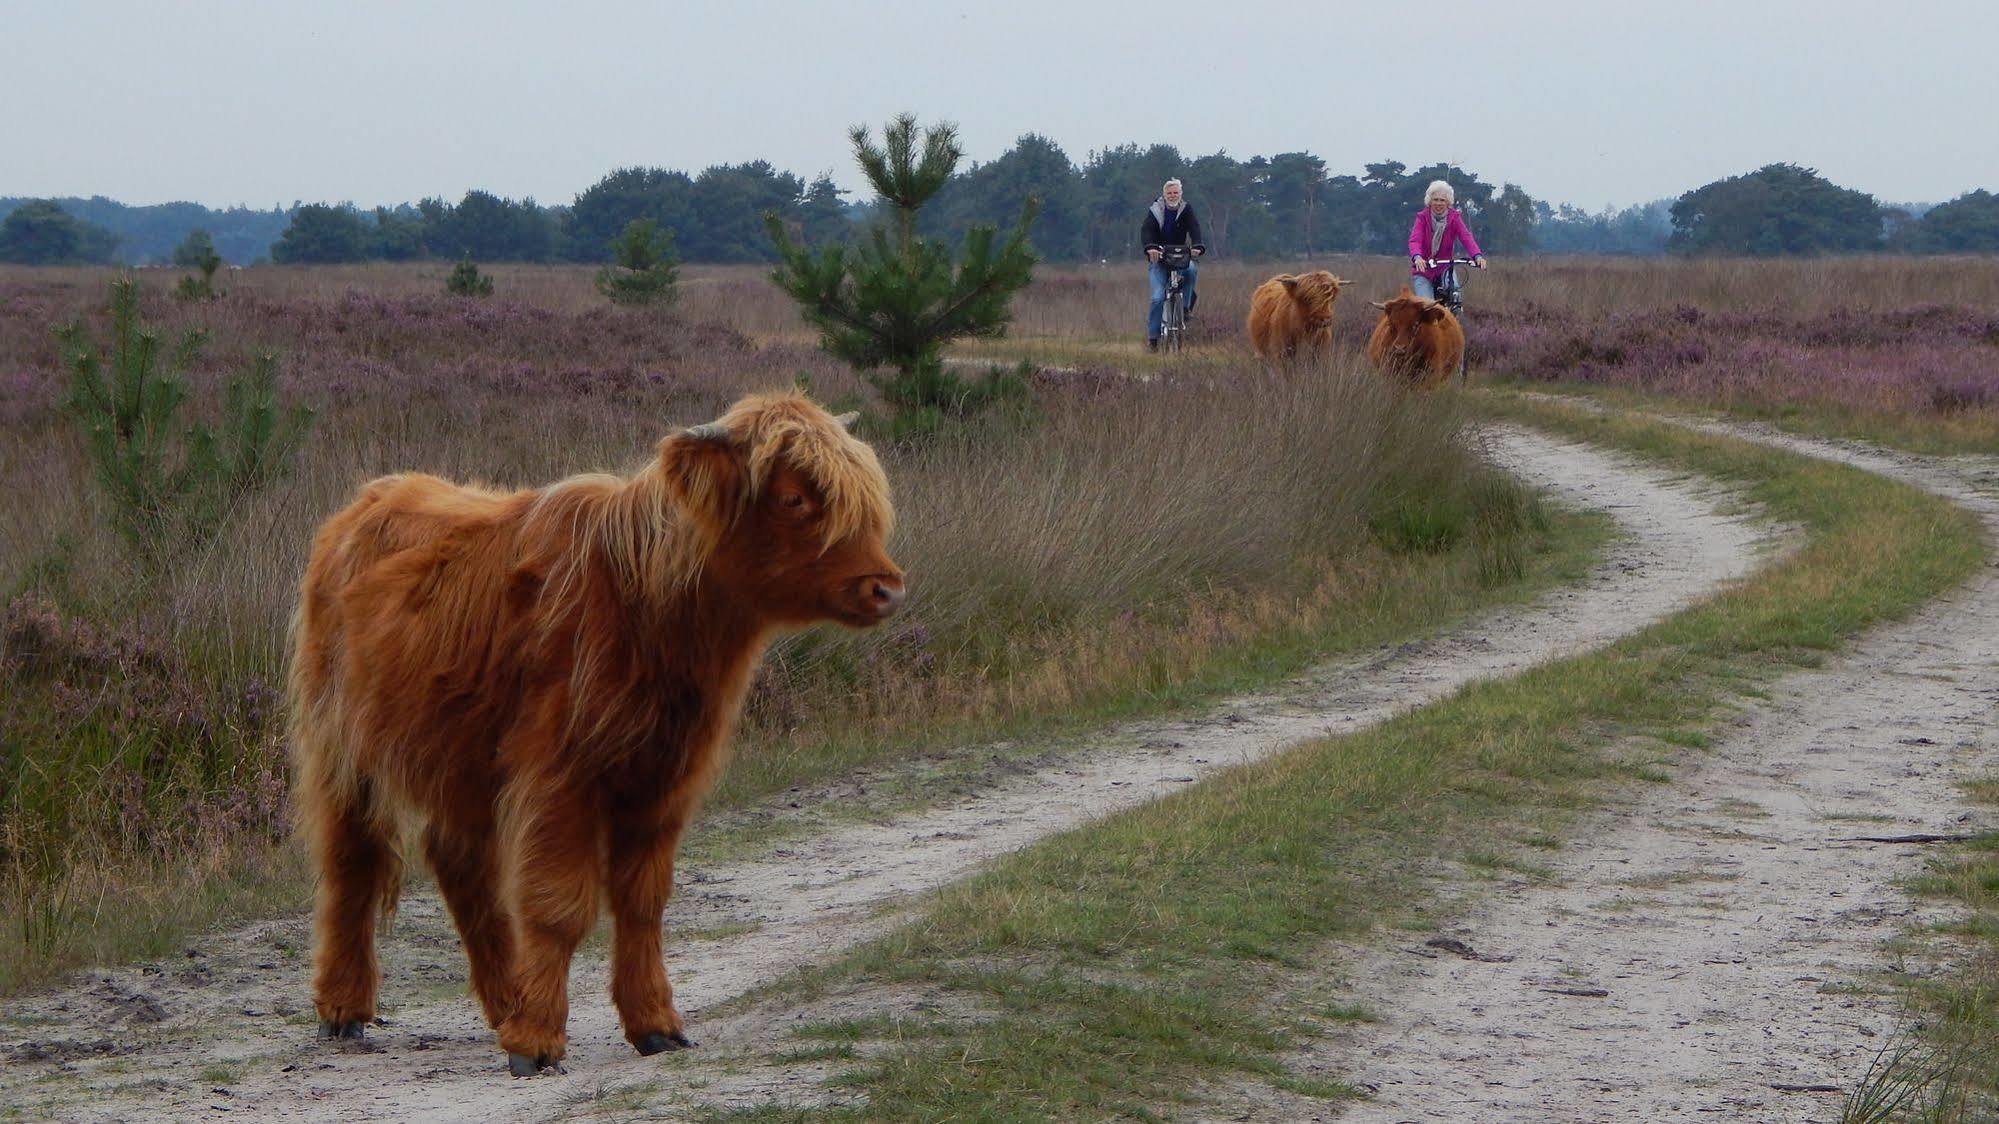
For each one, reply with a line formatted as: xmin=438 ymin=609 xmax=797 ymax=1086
xmin=607 ymin=808 xmax=694 ymax=1056
xmin=496 ymin=783 xmax=602 ymax=1076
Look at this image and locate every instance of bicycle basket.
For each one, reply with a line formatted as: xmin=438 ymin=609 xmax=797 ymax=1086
xmin=1158 ymin=245 xmax=1192 ymax=270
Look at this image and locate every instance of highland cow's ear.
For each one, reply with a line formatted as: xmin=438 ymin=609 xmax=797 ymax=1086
xmin=1279 ymin=275 xmax=1299 ymax=291
xmin=659 ymin=424 xmax=746 ymax=528
xmin=1420 ymin=304 xmax=1448 ymax=323
xmin=834 ymin=411 xmax=860 ymax=430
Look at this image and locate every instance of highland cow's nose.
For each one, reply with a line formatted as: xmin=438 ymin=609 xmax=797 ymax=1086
xmin=864 ymin=576 xmax=906 ymax=616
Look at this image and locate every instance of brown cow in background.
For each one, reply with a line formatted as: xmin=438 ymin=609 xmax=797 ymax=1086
xmin=288 ymin=392 xmax=902 ymax=1076
xmin=1366 ymin=289 xmax=1466 ymax=391
xmin=1247 ymin=270 xmax=1352 ymax=361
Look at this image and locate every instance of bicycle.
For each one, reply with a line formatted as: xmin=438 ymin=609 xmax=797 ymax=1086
xmin=1424 ymin=256 xmax=1481 ymax=380
xmin=1155 ymin=245 xmax=1194 ymax=353
xmin=1423 ymin=256 xmax=1480 ymax=319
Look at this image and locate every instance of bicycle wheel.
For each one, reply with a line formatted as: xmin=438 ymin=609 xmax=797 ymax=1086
xmin=1163 ymin=288 xmax=1185 ymax=353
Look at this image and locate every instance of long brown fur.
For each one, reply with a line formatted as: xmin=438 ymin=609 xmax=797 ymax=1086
xmin=1246 ymin=270 xmax=1350 ymax=361
xmin=288 ymin=391 xmax=903 ymax=1070
xmin=1365 ymin=288 xmax=1466 ymax=391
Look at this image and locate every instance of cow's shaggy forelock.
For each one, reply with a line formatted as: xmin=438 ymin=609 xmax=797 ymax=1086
xmin=542 ymin=392 xmax=893 ymax=606
xmin=726 ymin=391 xmax=894 ymax=548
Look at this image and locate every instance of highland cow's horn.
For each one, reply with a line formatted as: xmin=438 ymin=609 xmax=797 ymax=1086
xmin=683 ymin=421 xmax=731 ymax=442
xmin=1369 ymin=301 xmax=1387 ymax=310
xmin=1331 ymin=277 xmax=1353 ymax=286
xmin=834 ymin=411 xmax=861 ymax=430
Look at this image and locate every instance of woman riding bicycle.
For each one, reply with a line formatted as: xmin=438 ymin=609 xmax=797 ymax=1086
xmin=1407 ymin=180 xmax=1486 ymax=302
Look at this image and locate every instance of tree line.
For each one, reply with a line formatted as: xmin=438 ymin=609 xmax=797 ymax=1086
xmin=5 ymin=142 xmax=1997 ymax=267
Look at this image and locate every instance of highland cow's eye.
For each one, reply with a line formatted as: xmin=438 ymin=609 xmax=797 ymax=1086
xmin=781 ymin=492 xmax=805 ymax=509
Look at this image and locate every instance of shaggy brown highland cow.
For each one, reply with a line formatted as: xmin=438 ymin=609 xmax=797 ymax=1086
xmin=1366 ymin=289 xmax=1466 ymax=390
xmin=287 ymin=391 xmax=902 ymax=1076
xmin=1246 ymin=270 xmax=1352 ymax=361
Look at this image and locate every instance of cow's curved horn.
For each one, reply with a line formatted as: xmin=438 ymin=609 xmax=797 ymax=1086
xmin=1332 ymin=276 xmax=1353 ymax=286
xmin=1368 ymin=301 xmax=1387 ymax=310
xmin=833 ymin=410 xmax=861 ymax=430
xmin=683 ymin=421 xmax=731 ymax=442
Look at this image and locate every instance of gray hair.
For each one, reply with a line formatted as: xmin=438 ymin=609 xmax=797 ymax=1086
xmin=1425 ymin=179 xmax=1455 ymax=204
xmin=1164 ymin=178 xmax=1183 ymax=191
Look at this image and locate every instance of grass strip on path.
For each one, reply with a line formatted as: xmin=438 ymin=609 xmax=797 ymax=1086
xmin=708 ymin=395 xmax=1988 ymax=1122
xmin=1483 ymin=376 xmax=1999 ymax=457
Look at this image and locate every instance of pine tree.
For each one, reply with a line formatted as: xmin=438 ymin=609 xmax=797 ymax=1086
xmin=444 ymin=254 xmax=494 ymax=296
xmin=594 ymin=218 xmax=680 ymax=305
xmin=55 ymin=279 xmax=314 ymax=575
xmin=766 ymin=114 xmax=1037 ymax=420
xmin=172 ymin=229 xmax=223 ymax=301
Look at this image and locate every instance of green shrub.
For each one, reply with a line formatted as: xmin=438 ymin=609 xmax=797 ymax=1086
xmin=444 ymin=254 xmax=494 ymax=297
xmin=767 ymin=114 xmax=1036 ymax=421
xmin=54 ymin=279 xmax=313 ymax=577
xmin=594 ymin=218 xmax=679 ymax=306
xmin=171 ymin=229 xmax=224 ymax=302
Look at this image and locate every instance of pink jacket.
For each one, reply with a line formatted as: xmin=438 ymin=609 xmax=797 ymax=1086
xmin=1407 ymin=208 xmax=1483 ymax=282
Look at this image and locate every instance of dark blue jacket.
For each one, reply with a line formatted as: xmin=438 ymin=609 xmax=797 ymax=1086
xmin=1140 ymin=198 xmax=1205 ymax=257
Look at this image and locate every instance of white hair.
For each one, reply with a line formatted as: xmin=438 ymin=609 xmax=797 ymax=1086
xmin=1163 ymin=178 xmax=1183 ymax=191
xmin=1425 ymin=180 xmax=1455 ymax=204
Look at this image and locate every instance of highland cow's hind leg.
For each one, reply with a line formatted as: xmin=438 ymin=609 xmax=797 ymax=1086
xmin=309 ymin=779 xmax=400 ymax=1040
xmin=607 ymin=807 xmax=695 ymax=1056
xmin=496 ymin=783 xmax=602 ymax=1075
xmin=424 ymin=823 xmax=517 ymax=1030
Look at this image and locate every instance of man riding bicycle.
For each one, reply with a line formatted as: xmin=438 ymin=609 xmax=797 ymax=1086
xmin=1407 ymin=179 xmax=1486 ymax=303
xmin=1141 ymin=178 xmax=1205 ymax=351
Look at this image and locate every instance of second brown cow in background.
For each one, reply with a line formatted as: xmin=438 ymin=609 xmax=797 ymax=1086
xmin=1366 ymin=290 xmax=1466 ymax=391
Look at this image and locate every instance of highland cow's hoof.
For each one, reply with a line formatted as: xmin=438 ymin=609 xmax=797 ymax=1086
xmin=634 ymin=1030 xmax=695 ymax=1056
xmin=507 ymin=1051 xmax=561 ymax=1077
xmin=317 ymin=1019 xmax=366 ymax=1041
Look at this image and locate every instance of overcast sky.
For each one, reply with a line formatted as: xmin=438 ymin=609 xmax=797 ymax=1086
xmin=5 ymin=0 xmax=1995 ymax=212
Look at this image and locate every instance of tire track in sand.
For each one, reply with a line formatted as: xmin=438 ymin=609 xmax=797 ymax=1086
xmin=1287 ymin=420 xmax=1999 ymax=1124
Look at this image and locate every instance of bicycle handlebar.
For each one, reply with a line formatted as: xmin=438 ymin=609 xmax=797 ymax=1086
xmin=1424 ymin=257 xmax=1483 ymax=267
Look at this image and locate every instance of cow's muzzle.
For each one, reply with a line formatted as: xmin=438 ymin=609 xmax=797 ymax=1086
xmin=839 ymin=572 xmax=906 ymax=624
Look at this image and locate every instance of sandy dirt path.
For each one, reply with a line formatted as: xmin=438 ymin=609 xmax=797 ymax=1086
xmin=1308 ymin=422 xmax=1999 ymax=1124
xmin=0 ymin=427 xmax=1771 ymax=1122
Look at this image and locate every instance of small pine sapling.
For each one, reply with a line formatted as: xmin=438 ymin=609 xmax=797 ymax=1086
xmin=55 ymin=279 xmax=314 ymax=576
xmin=766 ymin=113 xmax=1037 ymax=427
xmin=594 ymin=218 xmax=680 ymax=306
xmin=445 ymin=254 xmax=494 ymax=297
xmin=172 ymin=230 xmax=224 ymax=302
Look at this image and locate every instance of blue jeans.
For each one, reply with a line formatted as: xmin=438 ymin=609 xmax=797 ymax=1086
xmin=1147 ymin=257 xmax=1199 ymax=340
xmin=1409 ymin=273 xmax=1437 ymax=301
